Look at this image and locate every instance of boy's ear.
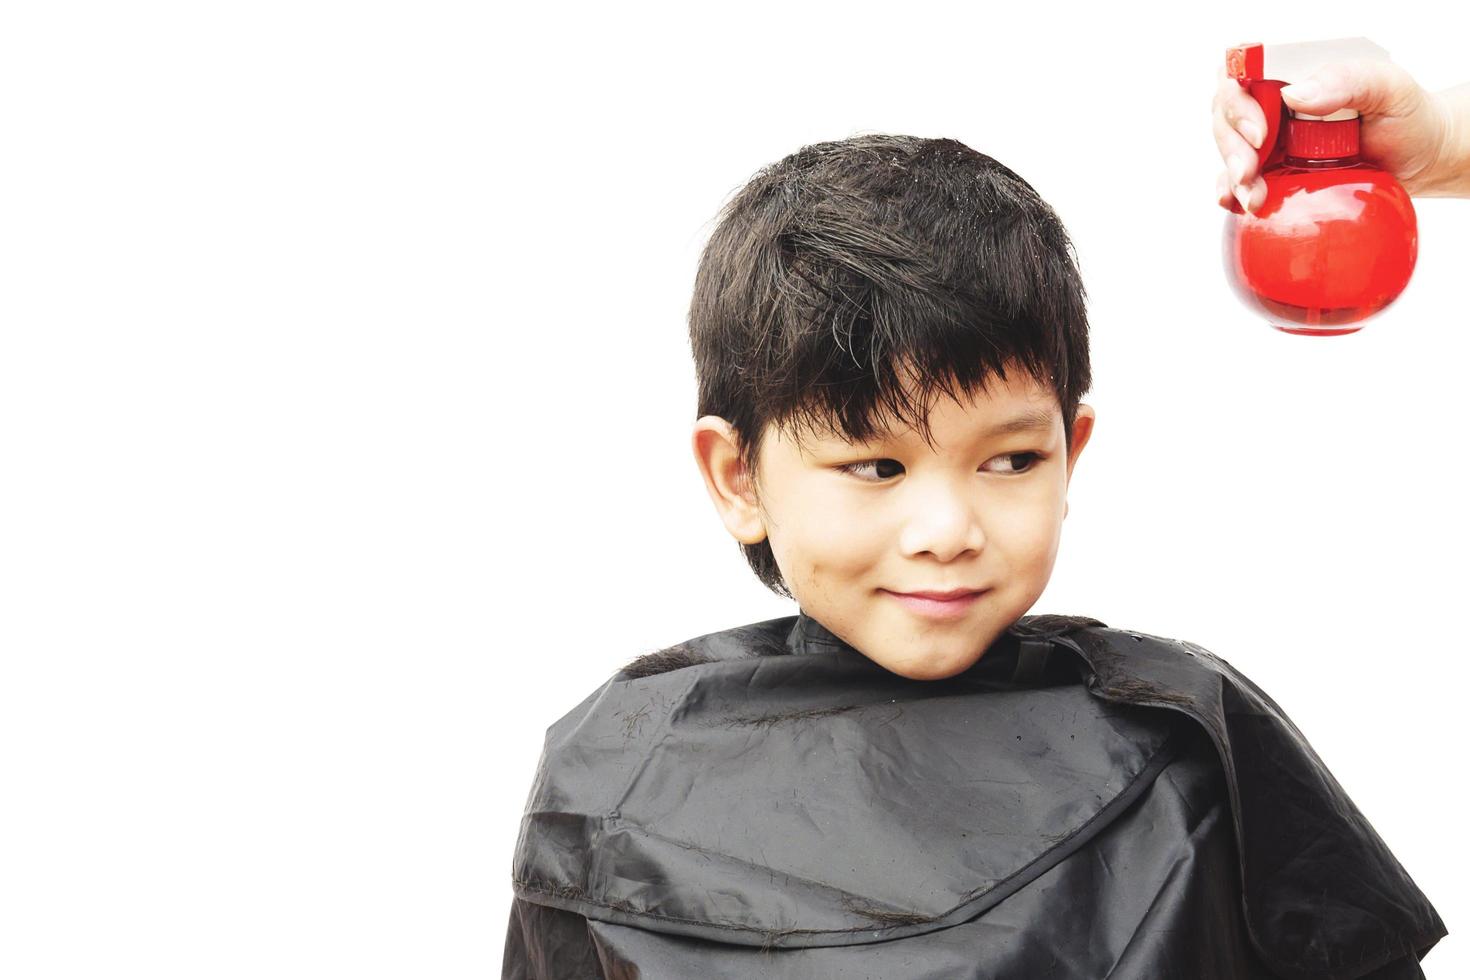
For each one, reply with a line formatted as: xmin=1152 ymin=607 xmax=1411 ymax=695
xmin=1063 ymin=403 xmax=1096 ymax=519
xmin=691 ymin=416 xmax=768 ymax=545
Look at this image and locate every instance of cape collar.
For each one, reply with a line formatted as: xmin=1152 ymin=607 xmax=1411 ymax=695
xmin=783 ymin=609 xmax=856 ymax=656
xmin=785 ymin=608 xmax=1108 ymax=657
xmin=783 ymin=608 xmax=1101 ymax=683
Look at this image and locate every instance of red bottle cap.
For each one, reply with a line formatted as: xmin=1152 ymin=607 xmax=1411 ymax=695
xmin=1286 ymin=116 xmax=1360 ymax=160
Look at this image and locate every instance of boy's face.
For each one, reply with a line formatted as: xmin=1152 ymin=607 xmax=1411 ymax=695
xmin=694 ymin=363 xmax=1095 ymax=680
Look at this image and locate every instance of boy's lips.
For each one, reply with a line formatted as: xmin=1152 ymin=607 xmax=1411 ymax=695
xmin=885 ymin=588 xmax=987 ymax=600
xmin=881 ymin=588 xmax=988 ymax=621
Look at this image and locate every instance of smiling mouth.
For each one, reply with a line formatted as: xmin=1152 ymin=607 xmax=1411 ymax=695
xmin=881 ymin=589 xmax=987 ymax=620
xmin=888 ymin=589 xmax=985 ymax=600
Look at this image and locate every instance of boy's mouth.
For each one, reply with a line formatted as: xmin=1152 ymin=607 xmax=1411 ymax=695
xmin=881 ymin=588 xmax=987 ymax=621
xmin=888 ymin=588 xmax=986 ymax=600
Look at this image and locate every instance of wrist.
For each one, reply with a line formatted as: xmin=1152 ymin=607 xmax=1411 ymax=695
xmin=1411 ymin=84 xmax=1470 ymax=198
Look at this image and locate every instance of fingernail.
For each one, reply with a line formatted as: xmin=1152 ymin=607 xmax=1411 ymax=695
xmin=1281 ymin=80 xmax=1319 ymax=103
xmin=1228 ymin=153 xmax=1248 ymax=187
xmin=1239 ymin=119 xmax=1264 ymax=149
xmin=1235 ymin=181 xmax=1253 ymax=213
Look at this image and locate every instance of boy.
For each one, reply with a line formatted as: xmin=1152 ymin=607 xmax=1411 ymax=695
xmin=501 ymin=135 xmax=1446 ymax=978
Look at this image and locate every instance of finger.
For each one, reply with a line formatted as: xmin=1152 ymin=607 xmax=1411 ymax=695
xmin=1213 ymin=74 xmax=1267 ymax=153
xmin=1216 ymin=170 xmax=1237 ymax=211
xmin=1212 ymin=111 xmax=1260 ymax=189
xmin=1216 ymin=169 xmax=1259 ymax=215
xmin=1211 ymin=64 xmax=1240 ymax=122
xmin=1280 ymin=57 xmax=1421 ymax=118
xmin=1211 ymin=62 xmax=1231 ymax=111
xmin=1225 ymin=91 xmax=1267 ymax=151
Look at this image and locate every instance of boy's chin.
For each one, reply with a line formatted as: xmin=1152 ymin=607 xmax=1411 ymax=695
xmin=885 ymin=660 xmax=977 ymax=681
xmin=864 ymin=644 xmax=986 ymax=681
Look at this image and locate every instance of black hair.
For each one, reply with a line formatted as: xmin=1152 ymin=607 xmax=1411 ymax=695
xmin=687 ymin=134 xmax=1092 ymax=597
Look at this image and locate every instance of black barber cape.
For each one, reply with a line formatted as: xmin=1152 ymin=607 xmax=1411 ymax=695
xmin=502 ymin=612 xmax=1447 ymax=979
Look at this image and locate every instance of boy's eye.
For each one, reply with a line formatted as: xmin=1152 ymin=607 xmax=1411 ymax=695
xmin=835 ymin=452 xmax=1046 ymax=482
xmin=836 ymin=458 xmax=906 ymax=481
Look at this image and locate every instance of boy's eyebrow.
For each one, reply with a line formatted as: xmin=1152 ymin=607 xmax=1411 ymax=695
xmin=983 ymin=408 xmax=1058 ymax=436
xmin=860 ymin=408 xmax=1058 ymax=446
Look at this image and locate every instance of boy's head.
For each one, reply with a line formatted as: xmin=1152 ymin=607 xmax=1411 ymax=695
xmin=688 ymin=134 xmax=1095 ymax=680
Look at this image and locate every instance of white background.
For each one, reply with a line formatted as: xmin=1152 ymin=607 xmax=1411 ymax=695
xmin=2 ymin=1 xmax=1464 ymax=976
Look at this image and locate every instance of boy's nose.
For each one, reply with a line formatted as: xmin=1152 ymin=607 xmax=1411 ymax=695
xmin=898 ymin=494 xmax=986 ymax=561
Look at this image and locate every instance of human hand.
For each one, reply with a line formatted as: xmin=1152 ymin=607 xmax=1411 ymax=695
xmin=1212 ymin=57 xmax=1454 ymax=213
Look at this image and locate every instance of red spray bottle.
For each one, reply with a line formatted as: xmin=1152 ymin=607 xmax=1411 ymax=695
xmin=1222 ymin=37 xmax=1418 ymax=335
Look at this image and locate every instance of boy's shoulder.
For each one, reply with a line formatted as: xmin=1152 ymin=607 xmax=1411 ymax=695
xmin=513 ymin=613 xmax=1446 ymax=976
xmin=614 ymin=610 xmax=1114 ymax=680
xmin=614 ymin=615 xmax=797 ymax=678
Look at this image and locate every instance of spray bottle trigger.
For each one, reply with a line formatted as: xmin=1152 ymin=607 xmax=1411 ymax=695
xmin=1245 ymin=79 xmax=1288 ymax=175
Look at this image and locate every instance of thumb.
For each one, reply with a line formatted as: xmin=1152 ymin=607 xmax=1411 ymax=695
xmin=1279 ymin=59 xmax=1419 ymax=118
